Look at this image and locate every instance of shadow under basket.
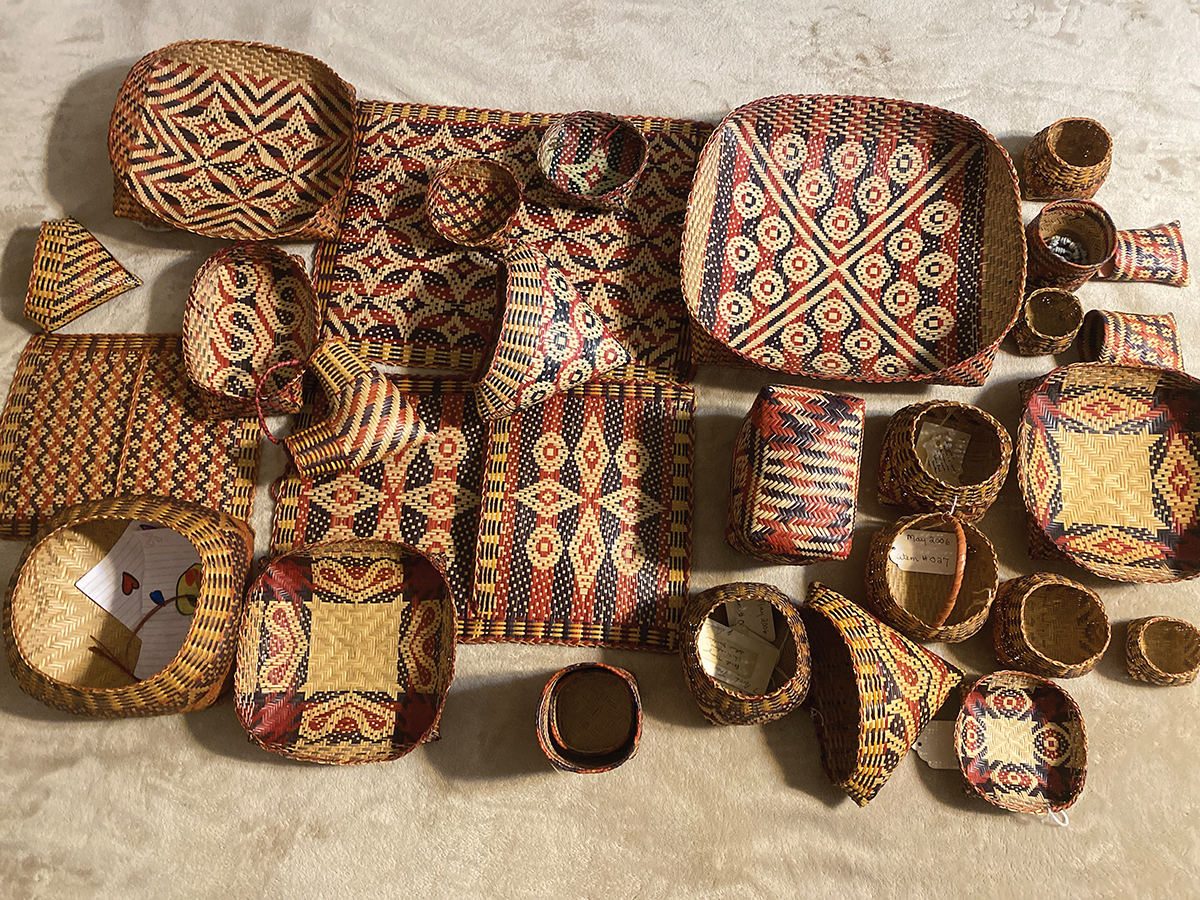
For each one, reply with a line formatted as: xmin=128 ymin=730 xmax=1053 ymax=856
xmin=993 ymin=573 xmax=1111 ymax=678
xmin=537 ymin=663 xmax=642 ymax=774
xmin=1126 ymin=616 xmax=1200 ymax=686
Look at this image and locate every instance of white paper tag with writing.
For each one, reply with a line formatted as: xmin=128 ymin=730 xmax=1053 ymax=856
xmin=916 ymin=423 xmax=971 ymax=486
xmin=724 ymin=599 xmax=776 ymax=643
xmin=889 ymin=529 xmax=959 ymax=575
xmin=697 ymin=619 xmax=780 ymax=696
xmin=913 ymin=720 xmax=959 ymax=770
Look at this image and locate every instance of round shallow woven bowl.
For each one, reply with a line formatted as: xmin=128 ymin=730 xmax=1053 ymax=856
xmin=1126 ymin=616 xmax=1200 ymax=686
xmin=993 ymin=573 xmax=1111 ymax=678
xmin=538 ymin=111 xmax=648 ymax=210
xmin=678 ymin=582 xmax=810 ymax=726
xmin=234 ymin=540 xmax=457 ymax=764
xmin=680 ymin=94 xmax=1024 ymax=385
xmin=1019 ymin=362 xmax=1200 ymax=582
xmin=865 ymin=513 xmax=998 ymax=643
xmin=955 ymin=670 xmax=1087 ymax=814
xmin=537 ymin=663 xmax=642 ymax=774
xmin=425 ymin=158 xmax=523 ymax=250
xmin=183 ymin=243 xmax=320 ymax=417
xmin=109 ymin=40 xmax=356 ymax=241
xmin=3 ymin=496 xmax=253 ymax=718
xmin=877 ymin=400 xmax=1011 ymax=522
xmin=1012 ymin=287 xmax=1082 ymax=356
xmin=1026 ymin=199 xmax=1117 ymax=290
xmin=1022 ymin=118 xmax=1112 ymax=201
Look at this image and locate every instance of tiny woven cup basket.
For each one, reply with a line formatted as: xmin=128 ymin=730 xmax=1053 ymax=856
xmin=678 ymin=582 xmax=811 ymax=726
xmin=864 ymin=512 xmax=998 ymax=643
xmin=234 ymin=540 xmax=457 ymax=764
xmin=993 ymin=573 xmax=1111 ymax=678
xmin=1026 ymin=199 xmax=1117 ymax=290
xmin=1077 ymin=309 xmax=1184 ymax=370
xmin=1012 ymin=287 xmax=1082 ymax=356
xmin=2 ymin=496 xmax=253 ymax=717
xmin=877 ymin=400 xmax=1012 ymax=522
xmin=955 ymin=670 xmax=1087 ymax=814
xmin=1022 ymin=117 xmax=1112 ymax=201
xmin=537 ymin=111 xmax=649 ymax=210
xmin=1126 ymin=616 xmax=1200 ymax=686
xmin=536 ymin=663 xmax=642 ymax=774
xmin=425 ymin=158 xmax=523 ymax=250
xmin=183 ymin=242 xmax=321 ymax=417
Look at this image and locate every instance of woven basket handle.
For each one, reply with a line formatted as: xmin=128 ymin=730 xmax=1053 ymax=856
xmin=255 ymin=359 xmax=306 ymax=444
xmin=929 ymin=515 xmax=967 ymax=627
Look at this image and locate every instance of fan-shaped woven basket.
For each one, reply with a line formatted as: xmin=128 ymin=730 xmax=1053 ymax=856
xmin=536 ymin=663 xmax=642 ymax=773
xmin=1126 ymin=616 xmax=1200 ymax=686
xmin=993 ymin=573 xmax=1111 ymax=678
xmin=1012 ymin=288 xmax=1082 ymax=356
xmin=1022 ymin=117 xmax=1112 ymax=201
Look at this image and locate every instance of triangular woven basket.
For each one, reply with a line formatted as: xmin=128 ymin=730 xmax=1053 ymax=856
xmin=24 ymin=218 xmax=141 ymax=331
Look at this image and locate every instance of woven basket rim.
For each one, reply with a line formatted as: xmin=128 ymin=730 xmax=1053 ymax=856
xmin=1022 ymin=287 xmax=1083 ymax=339
xmin=1130 ymin=616 xmax=1200 ymax=678
xmin=1005 ymin=574 xmax=1111 ymax=671
xmin=537 ymin=662 xmax=642 ymax=772
xmin=537 ymin=110 xmax=650 ymax=205
xmin=1043 ymin=117 xmax=1112 ymax=171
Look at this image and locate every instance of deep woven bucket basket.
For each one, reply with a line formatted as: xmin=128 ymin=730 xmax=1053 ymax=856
xmin=955 ymin=670 xmax=1087 ymax=814
xmin=992 ymin=573 xmax=1111 ymax=678
xmin=726 ymin=385 xmax=864 ymax=565
xmin=678 ymin=583 xmax=810 ymax=726
xmin=234 ymin=540 xmax=457 ymax=764
xmin=1011 ymin=287 xmax=1082 ymax=356
xmin=537 ymin=111 xmax=649 ymax=210
xmin=877 ymin=400 xmax=1011 ymax=522
xmin=800 ymin=583 xmax=961 ymax=806
xmin=183 ymin=243 xmax=321 ymax=417
xmin=425 ymin=158 xmax=523 ymax=250
xmin=3 ymin=496 xmax=253 ymax=717
xmin=864 ymin=512 xmax=998 ymax=643
xmin=1026 ymin=199 xmax=1117 ymax=290
xmin=1022 ymin=117 xmax=1112 ymax=201
xmin=109 ymin=40 xmax=357 ymax=241
xmin=1126 ymin=616 xmax=1200 ymax=686
xmin=1078 ymin=309 xmax=1184 ymax=370
xmin=537 ymin=663 xmax=642 ymax=773
xmin=1019 ymin=363 xmax=1200 ymax=582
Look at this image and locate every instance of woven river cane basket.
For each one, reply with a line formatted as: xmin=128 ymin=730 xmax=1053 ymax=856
xmin=1096 ymin=220 xmax=1190 ymax=287
xmin=1077 ymin=309 xmax=1185 ymax=371
xmin=680 ymin=94 xmax=1025 ymax=385
xmin=536 ymin=662 xmax=642 ymax=773
xmin=1025 ymin=199 xmax=1117 ymax=291
xmin=109 ymin=40 xmax=357 ymax=241
xmin=1019 ymin=363 xmax=1200 ymax=582
xmin=235 ymin=540 xmax=457 ymax=764
xmin=537 ymin=110 xmax=649 ymax=210
xmin=425 ymin=158 xmax=523 ymax=250
xmin=1021 ymin=117 xmax=1112 ymax=201
xmin=3 ymin=496 xmax=253 ymax=717
xmin=1126 ymin=616 xmax=1200 ymax=686
xmin=992 ymin=573 xmax=1111 ymax=678
xmin=1011 ymin=287 xmax=1083 ymax=356
xmin=678 ymin=582 xmax=811 ymax=726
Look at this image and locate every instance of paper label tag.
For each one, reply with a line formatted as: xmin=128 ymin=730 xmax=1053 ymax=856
xmin=916 ymin=423 xmax=971 ymax=487
xmin=696 ymin=619 xmax=780 ymax=696
xmin=724 ymin=598 xmax=776 ymax=643
xmin=913 ymin=720 xmax=959 ymax=770
xmin=889 ymin=529 xmax=959 ymax=575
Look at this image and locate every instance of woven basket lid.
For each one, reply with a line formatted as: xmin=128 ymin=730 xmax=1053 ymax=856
xmin=680 ymin=94 xmax=1024 ymax=385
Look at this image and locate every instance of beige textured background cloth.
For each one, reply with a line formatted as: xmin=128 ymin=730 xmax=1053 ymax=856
xmin=1 ymin=1 xmax=1199 ymax=897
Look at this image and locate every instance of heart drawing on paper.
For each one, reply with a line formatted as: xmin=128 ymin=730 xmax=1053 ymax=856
xmin=121 ymin=572 xmax=140 ymax=595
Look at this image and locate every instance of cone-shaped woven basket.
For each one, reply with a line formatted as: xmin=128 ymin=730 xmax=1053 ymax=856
xmin=992 ymin=573 xmax=1110 ymax=678
xmin=536 ymin=663 xmax=642 ymax=773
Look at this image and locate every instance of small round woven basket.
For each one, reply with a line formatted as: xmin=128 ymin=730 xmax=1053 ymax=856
xmin=1026 ymin=199 xmax=1117 ymax=290
xmin=678 ymin=582 xmax=810 ymax=726
xmin=3 ymin=496 xmax=253 ymax=717
xmin=183 ymin=242 xmax=320 ymax=417
xmin=425 ymin=158 xmax=523 ymax=250
xmin=1126 ymin=616 xmax=1200 ymax=686
xmin=877 ymin=400 xmax=1011 ymax=522
xmin=1011 ymin=287 xmax=1083 ymax=356
xmin=536 ymin=663 xmax=642 ymax=774
xmin=864 ymin=513 xmax=998 ymax=643
xmin=537 ymin=111 xmax=648 ymax=210
xmin=1022 ymin=118 xmax=1112 ymax=201
xmin=993 ymin=573 xmax=1111 ymax=678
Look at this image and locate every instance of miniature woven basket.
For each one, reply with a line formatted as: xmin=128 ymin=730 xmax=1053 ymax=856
xmin=877 ymin=400 xmax=1011 ymax=522
xmin=536 ymin=663 xmax=642 ymax=773
xmin=1078 ymin=309 xmax=1184 ymax=370
xmin=678 ymin=582 xmax=811 ymax=726
xmin=800 ymin=583 xmax=961 ymax=807
xmin=425 ymin=158 xmax=523 ymax=250
xmin=1026 ymin=199 xmax=1117 ymax=290
xmin=235 ymin=540 xmax=457 ymax=764
xmin=183 ymin=243 xmax=321 ymax=417
xmin=955 ymin=670 xmax=1087 ymax=814
xmin=864 ymin=513 xmax=998 ymax=643
xmin=1011 ymin=287 xmax=1082 ymax=356
xmin=992 ymin=573 xmax=1111 ymax=678
xmin=109 ymin=40 xmax=357 ymax=241
xmin=1096 ymin=221 xmax=1190 ymax=287
xmin=537 ymin=111 xmax=649 ymax=210
xmin=3 ymin=496 xmax=253 ymax=718
xmin=1126 ymin=616 xmax=1200 ymax=686
xmin=1022 ymin=117 xmax=1112 ymax=201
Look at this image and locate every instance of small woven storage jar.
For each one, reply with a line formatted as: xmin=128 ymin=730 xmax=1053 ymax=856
xmin=1026 ymin=199 xmax=1117 ymax=290
xmin=537 ymin=663 xmax=642 ymax=773
xmin=1126 ymin=616 xmax=1200 ymax=686
xmin=425 ymin=158 xmax=523 ymax=250
xmin=1022 ymin=118 xmax=1112 ymax=201
xmin=537 ymin=111 xmax=649 ymax=210
xmin=2 ymin=496 xmax=253 ymax=717
xmin=864 ymin=513 xmax=998 ymax=643
xmin=1011 ymin=287 xmax=1083 ymax=356
xmin=183 ymin=242 xmax=321 ymax=417
xmin=993 ymin=573 xmax=1111 ymax=678
xmin=877 ymin=400 xmax=1012 ymax=522
xmin=678 ymin=582 xmax=811 ymax=726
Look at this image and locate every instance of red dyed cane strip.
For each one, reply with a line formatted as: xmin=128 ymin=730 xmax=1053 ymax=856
xmin=255 ymin=359 xmax=306 ymax=444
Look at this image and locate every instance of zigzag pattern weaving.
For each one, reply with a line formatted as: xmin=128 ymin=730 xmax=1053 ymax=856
xmin=24 ymin=218 xmax=141 ymax=331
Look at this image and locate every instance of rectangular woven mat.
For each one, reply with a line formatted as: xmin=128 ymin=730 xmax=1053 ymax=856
xmin=313 ymin=101 xmax=713 ymax=380
xmin=0 ymin=334 xmax=260 ymax=539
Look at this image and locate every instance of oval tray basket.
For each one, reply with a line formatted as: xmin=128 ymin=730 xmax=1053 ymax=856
xmin=536 ymin=663 xmax=642 ymax=774
xmin=992 ymin=573 xmax=1111 ymax=678
xmin=1126 ymin=616 xmax=1200 ymax=686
